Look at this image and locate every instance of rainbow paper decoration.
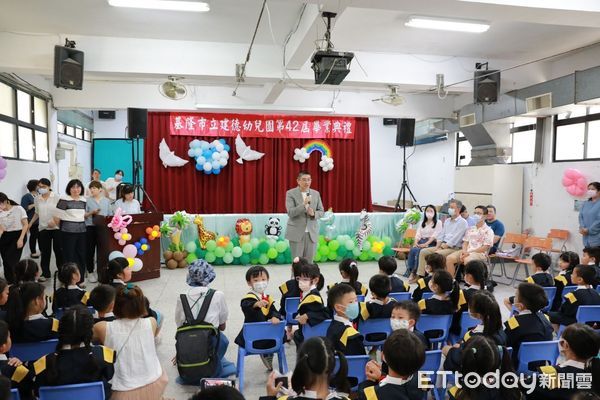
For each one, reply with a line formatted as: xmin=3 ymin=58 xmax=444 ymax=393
xmin=303 ymin=140 xmax=332 ymax=157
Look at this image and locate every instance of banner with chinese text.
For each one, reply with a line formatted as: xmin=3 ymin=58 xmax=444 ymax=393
xmin=169 ymin=113 xmax=355 ymax=139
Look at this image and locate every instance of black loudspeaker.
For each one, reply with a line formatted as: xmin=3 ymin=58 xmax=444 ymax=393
xmin=127 ymin=108 xmax=148 ymax=139
xmin=396 ymin=118 xmax=415 ymax=147
xmin=474 ymin=70 xmax=500 ymax=103
xmin=383 ymin=118 xmax=398 ymax=126
xmin=98 ymin=110 xmax=116 ymax=120
xmin=54 ymin=45 xmax=84 ymax=90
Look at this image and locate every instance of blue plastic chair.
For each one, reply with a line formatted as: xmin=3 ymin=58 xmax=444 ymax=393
xmin=55 ymin=306 xmax=95 ymax=320
xmin=11 ymin=389 xmax=20 ymax=400
xmin=236 ymin=321 xmax=288 ymax=393
xmin=335 ymin=355 xmax=369 ymax=392
xmin=416 ymin=314 xmax=452 ymax=349
xmin=39 ymin=381 xmax=104 ymax=400
xmin=389 ymin=292 xmax=412 ymax=302
xmin=450 ymin=312 xmax=481 ymax=344
xmin=576 ymin=305 xmax=600 ymax=331
xmin=516 ymin=340 xmax=559 ymax=374
xmin=357 ymin=295 xmax=365 ymax=303
xmin=10 ymin=339 xmax=58 ymax=362
xmin=358 ymin=318 xmax=391 ymax=347
xmin=422 ymin=292 xmax=434 ymax=300
xmin=597 ymin=286 xmax=600 ymax=295
xmin=284 ymin=297 xmax=300 ymax=325
xmin=302 ymin=319 xmax=332 ymax=340
xmin=561 ymin=285 xmax=578 ymax=300
xmin=422 ymin=350 xmax=442 ymax=400
xmin=542 ymin=287 xmax=557 ymax=313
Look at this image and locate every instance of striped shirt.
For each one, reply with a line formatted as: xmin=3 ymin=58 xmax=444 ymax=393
xmin=56 ymin=196 xmax=86 ymax=233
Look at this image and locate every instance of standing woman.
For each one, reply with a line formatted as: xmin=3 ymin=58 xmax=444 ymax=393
xmin=579 ymin=182 xmax=600 ymax=248
xmin=0 ymin=193 xmax=29 ymax=283
xmin=55 ymin=180 xmax=87 ymax=286
xmin=85 ymin=181 xmax=112 ymax=284
xmin=20 ymin=179 xmax=39 ymax=258
xmin=405 ymin=205 xmax=442 ymax=282
xmin=30 ymin=178 xmax=63 ymax=281
xmin=104 ymin=170 xmax=124 ymax=202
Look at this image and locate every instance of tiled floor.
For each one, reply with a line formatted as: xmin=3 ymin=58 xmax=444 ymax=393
xmin=38 ymin=260 xmax=521 ymax=400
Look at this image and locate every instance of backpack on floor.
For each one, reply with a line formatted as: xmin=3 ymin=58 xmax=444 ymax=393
xmin=175 ymin=289 xmax=220 ymax=381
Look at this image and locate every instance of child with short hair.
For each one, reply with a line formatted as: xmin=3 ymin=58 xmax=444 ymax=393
xmin=0 ymin=279 xmax=8 ymax=322
xmin=552 ymin=251 xmax=579 ymax=311
xmin=358 ymin=330 xmax=426 ymax=400
xmin=503 ymin=252 xmax=554 ymax=311
xmin=549 ymin=264 xmax=600 ymax=329
xmin=88 ymin=285 xmax=116 ymax=323
xmin=278 ymin=257 xmax=307 ymax=316
xmin=0 ymin=320 xmax=32 ymax=396
xmin=326 ymin=283 xmax=365 ymax=356
xmin=6 ymin=282 xmax=59 ymax=343
xmin=358 ymin=274 xmax=396 ymax=321
xmin=14 ymin=260 xmax=40 ymax=284
xmin=412 ymin=253 xmax=445 ymax=302
xmin=292 ymin=263 xmax=330 ymax=346
xmin=390 ymin=301 xmax=429 ymax=348
xmin=378 ymin=255 xmax=409 ymax=293
xmin=234 ymin=266 xmax=281 ymax=372
xmin=418 ymin=270 xmax=463 ymax=315
xmin=328 ymin=259 xmax=368 ymax=297
xmin=582 ymin=246 xmax=600 ymax=285
xmin=52 ymin=262 xmax=89 ymax=315
xmin=503 ymin=282 xmax=553 ymax=367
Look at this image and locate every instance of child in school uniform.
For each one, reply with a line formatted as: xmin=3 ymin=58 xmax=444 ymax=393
xmin=6 ymin=282 xmax=59 ymax=343
xmin=525 ymin=323 xmax=600 ymax=400
xmin=503 ymin=253 xmax=554 ymax=311
xmin=582 ymin=246 xmax=600 ymax=285
xmin=0 ymin=279 xmax=8 ymax=322
xmin=51 ymin=263 xmax=89 ymax=315
xmin=88 ymin=285 xmax=116 ymax=323
xmin=503 ymin=282 xmax=554 ymax=368
xmin=358 ymin=274 xmax=397 ymax=321
xmin=0 ymin=320 xmax=33 ymax=399
xmin=14 ymin=260 xmax=40 ymax=285
xmin=552 ymin=251 xmax=579 ymax=311
xmin=328 ymin=259 xmax=368 ymax=297
xmin=326 ymin=283 xmax=365 ymax=356
xmin=462 ymin=260 xmax=489 ymax=305
xmin=418 ymin=270 xmax=463 ymax=315
xmin=279 ymin=257 xmax=306 ymax=340
xmin=412 ymin=253 xmax=445 ymax=302
xmin=234 ymin=266 xmax=281 ymax=372
xmin=549 ymin=264 xmax=600 ymax=330
xmin=378 ymin=256 xmax=409 ymax=293
xmin=292 ymin=263 xmax=330 ymax=347
xmin=358 ymin=329 xmax=427 ymax=400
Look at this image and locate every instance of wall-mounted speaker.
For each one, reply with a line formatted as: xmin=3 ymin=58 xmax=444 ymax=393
xmin=54 ymin=45 xmax=84 ymax=90
xmin=474 ymin=70 xmax=500 ymax=104
xmin=98 ymin=110 xmax=116 ymax=120
xmin=383 ymin=118 xmax=398 ymax=126
xmin=127 ymin=108 xmax=148 ymax=139
xmin=396 ymin=118 xmax=415 ymax=147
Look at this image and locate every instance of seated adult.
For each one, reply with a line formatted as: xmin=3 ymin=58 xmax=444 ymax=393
xmin=485 ymin=204 xmax=505 ymax=254
xmin=416 ymin=199 xmax=468 ymax=279
xmin=405 ymin=204 xmax=442 ymax=281
xmin=446 ymin=205 xmax=494 ymax=276
xmin=460 ymin=205 xmax=478 ymax=227
xmin=175 ymin=259 xmax=235 ymax=382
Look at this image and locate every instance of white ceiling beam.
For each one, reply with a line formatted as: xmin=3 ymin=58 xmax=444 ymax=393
xmin=262 ymin=80 xmax=286 ymax=104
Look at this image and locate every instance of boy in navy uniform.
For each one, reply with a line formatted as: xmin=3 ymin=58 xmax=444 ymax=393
xmin=293 ymin=263 xmax=330 ymax=346
xmin=378 ymin=256 xmax=409 ymax=293
xmin=0 ymin=321 xmax=32 ymax=399
xmin=503 ymin=253 xmax=554 ymax=310
xmin=326 ymin=283 xmax=365 ymax=356
xmin=412 ymin=253 xmax=445 ymax=302
xmin=582 ymin=246 xmax=600 ymax=285
xmin=549 ymin=264 xmax=600 ymax=329
xmin=552 ymin=251 xmax=578 ymax=311
xmin=88 ymin=285 xmax=116 ymax=323
xmin=359 ymin=274 xmax=397 ymax=321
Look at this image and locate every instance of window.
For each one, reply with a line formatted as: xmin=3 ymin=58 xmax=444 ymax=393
xmin=456 ymin=132 xmax=472 ymax=166
xmin=0 ymin=79 xmax=49 ymax=162
xmin=509 ymin=124 xmax=536 ymax=163
xmin=58 ymin=122 xmax=93 ymax=142
xmin=553 ymin=106 xmax=600 ymax=161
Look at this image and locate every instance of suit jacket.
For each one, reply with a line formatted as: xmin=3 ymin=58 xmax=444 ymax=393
xmin=285 ymin=187 xmax=324 ymax=243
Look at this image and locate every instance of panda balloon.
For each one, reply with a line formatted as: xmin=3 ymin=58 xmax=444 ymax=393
xmin=265 ymin=217 xmax=282 ymax=239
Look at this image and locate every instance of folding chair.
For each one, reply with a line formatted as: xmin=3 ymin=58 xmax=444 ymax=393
xmin=547 ymin=229 xmax=569 ymax=274
xmin=516 ymin=340 xmax=559 ymax=374
xmin=284 ymin=297 xmax=300 ymax=326
xmin=509 ymin=236 xmax=552 ymax=287
xmin=450 ymin=312 xmax=481 ymax=344
xmin=416 ymin=314 xmax=452 ymax=350
xmin=358 ymin=318 xmax=391 ymax=347
xmin=392 ymin=228 xmax=417 ymax=272
xmin=302 ymin=319 xmax=332 ymax=340
xmin=335 ymin=355 xmax=369 ymax=392
xmin=10 ymin=339 xmax=58 ymax=362
xmin=236 ymin=321 xmax=288 ymax=393
xmin=489 ymin=233 xmax=527 ymax=280
xmin=421 ymin=350 xmax=442 ymax=400
xmin=389 ymin=292 xmax=412 ymax=302
xmin=39 ymin=381 xmax=104 ymax=400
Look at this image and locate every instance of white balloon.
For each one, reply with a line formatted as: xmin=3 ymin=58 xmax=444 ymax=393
xmin=319 ymin=160 xmax=325 ymax=167
xmin=191 ymin=139 xmax=201 ymax=148
xmin=294 ymin=148 xmax=301 ymax=155
xmin=219 ymin=158 xmax=228 ymax=167
xmin=197 ymin=156 xmax=206 ymax=165
xmin=194 ymin=148 xmax=202 ymax=157
xmin=187 ymin=148 xmax=196 ymax=157
xmin=212 ymin=160 xmax=220 ymax=169
xmin=221 ymin=151 xmax=229 ymax=159
xmin=203 ymin=162 xmax=212 ymax=172
xmin=215 ymin=143 xmax=224 ymax=152
xmin=299 ymin=158 xmax=306 ymax=163
xmin=212 ymin=152 xmax=221 ymax=160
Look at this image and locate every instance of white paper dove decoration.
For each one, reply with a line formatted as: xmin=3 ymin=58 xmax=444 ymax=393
xmin=235 ymin=134 xmax=265 ymax=164
xmin=159 ymin=138 xmax=189 ymax=168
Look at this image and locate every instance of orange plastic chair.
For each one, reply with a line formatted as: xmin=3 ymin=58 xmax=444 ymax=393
xmin=392 ymin=228 xmax=417 ymax=254
xmin=547 ymin=229 xmax=569 ymax=253
xmin=510 ymin=236 xmax=553 ymax=286
xmin=489 ymin=233 xmax=528 ymax=280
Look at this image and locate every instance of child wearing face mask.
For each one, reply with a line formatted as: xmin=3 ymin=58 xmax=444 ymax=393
xmin=412 ymin=253 xmax=446 ymax=302
xmin=292 ymin=263 xmax=330 ymax=347
xmin=234 ymin=266 xmax=281 ymax=372
xmin=326 ymin=283 xmax=365 ymax=356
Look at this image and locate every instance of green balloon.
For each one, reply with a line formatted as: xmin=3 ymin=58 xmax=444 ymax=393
xmin=251 ymin=258 xmax=259 ymax=264
xmin=267 ymin=248 xmax=278 ymax=259
xmin=276 ymin=254 xmax=286 ymax=264
xmin=374 ymin=253 xmax=383 ymax=261
xmin=362 ymin=241 xmax=371 ymax=251
xmin=320 ymin=246 xmax=330 ymax=256
xmin=382 ymin=236 xmax=392 ymax=246
xmin=314 ymin=252 xmax=321 ymax=262
xmin=241 ymin=243 xmax=252 ymax=254
xmin=240 ymin=254 xmax=250 ymax=265
xmin=259 ymin=254 xmax=269 ymax=265
xmin=328 ymin=251 xmax=337 ymax=261
xmin=214 ymin=257 xmax=223 ymax=266
xmin=359 ymin=251 xmax=369 ymax=261
xmin=275 ymin=241 xmax=288 ymax=253
xmin=231 ymin=237 xmax=240 ymax=246
xmin=352 ymin=248 xmax=362 ymax=257
xmin=205 ymin=252 xmax=216 ymax=263
xmin=232 ymin=246 xmax=243 ymax=258
xmin=250 ymin=249 xmax=260 ymax=259
xmin=258 ymin=241 xmax=270 ymax=253
xmin=205 ymin=240 xmax=217 ymax=251
xmin=186 ymin=253 xmax=198 ymax=264
xmin=185 ymin=241 xmax=197 ymax=253
xmin=345 ymin=240 xmax=355 ymax=251
xmin=223 ymin=253 xmax=234 ymax=264
xmin=195 ymin=248 xmax=207 ymax=259
xmin=226 ymin=242 xmax=234 ymax=251
xmin=383 ymin=247 xmax=395 ymax=256
xmin=214 ymin=247 xmax=226 ymax=258
xmin=328 ymin=240 xmax=340 ymax=251
xmin=250 ymin=238 xmax=260 ymax=248
xmin=267 ymin=238 xmax=277 ymax=247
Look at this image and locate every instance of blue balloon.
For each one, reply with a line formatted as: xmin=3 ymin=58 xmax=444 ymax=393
xmin=203 ymin=150 xmax=212 ymax=159
xmin=187 ymin=148 xmax=195 ymax=157
xmin=137 ymin=250 xmax=143 ymax=256
xmin=204 ymin=169 xmax=212 ymax=175
xmin=219 ymin=138 xmax=226 ymax=144
xmin=141 ymin=238 xmax=148 ymax=244
xmin=223 ymin=144 xmax=230 ymax=152
xmin=195 ymin=163 xmax=204 ymax=171
xmin=134 ymin=242 xmax=141 ymax=248
xmin=212 ymin=168 xmax=221 ymax=175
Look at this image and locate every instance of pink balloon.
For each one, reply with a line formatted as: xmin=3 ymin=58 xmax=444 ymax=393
xmin=113 ymin=232 xmax=121 ymax=240
xmin=118 ymin=239 xmax=126 ymax=246
xmin=0 ymin=157 xmax=6 ymax=169
xmin=123 ymin=244 xmax=137 ymax=258
xmin=561 ymin=176 xmax=571 ymax=187
xmin=132 ymin=258 xmax=144 ymax=272
xmin=565 ymin=168 xmax=582 ymax=179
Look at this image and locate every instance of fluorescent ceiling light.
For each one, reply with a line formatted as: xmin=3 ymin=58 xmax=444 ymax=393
xmin=459 ymin=0 xmax=600 ymax=12
xmin=108 ymin=0 xmax=210 ymax=12
xmin=405 ymin=16 xmax=490 ymax=33
xmin=195 ymin=104 xmax=334 ymax=114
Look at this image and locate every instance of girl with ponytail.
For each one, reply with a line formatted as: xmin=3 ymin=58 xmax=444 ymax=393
xmin=463 ymin=260 xmax=489 ymax=304
xmin=263 ymin=337 xmax=350 ymax=399
xmin=6 ymin=282 xmax=59 ymax=342
xmin=328 ymin=259 xmax=368 ymax=297
xmin=419 ymin=270 xmax=463 ymax=315
xmin=51 ymin=262 xmax=89 ymax=315
xmin=33 ymin=305 xmax=115 ymax=398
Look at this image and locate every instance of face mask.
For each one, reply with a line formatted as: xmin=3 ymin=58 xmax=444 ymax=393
xmin=298 ymin=280 xmax=311 ymax=292
xmin=448 ymin=208 xmax=456 ymax=217
xmin=37 ymin=188 xmax=48 ymax=195
xmin=390 ymin=318 xmax=409 ymax=331
xmin=425 ymin=211 xmax=434 ymax=219
xmin=472 ymin=214 xmax=481 ymax=222
xmin=253 ymin=281 xmax=268 ymax=294
xmin=115 ymin=174 xmax=123 ymax=182
xmin=344 ymin=302 xmax=360 ymax=320
xmin=588 ymin=189 xmax=598 ymax=198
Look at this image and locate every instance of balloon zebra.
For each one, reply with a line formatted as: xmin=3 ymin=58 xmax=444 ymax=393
xmin=355 ymin=209 xmax=373 ymax=250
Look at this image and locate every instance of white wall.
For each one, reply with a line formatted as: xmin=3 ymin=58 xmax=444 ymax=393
xmin=93 ymin=110 xmax=128 ymax=139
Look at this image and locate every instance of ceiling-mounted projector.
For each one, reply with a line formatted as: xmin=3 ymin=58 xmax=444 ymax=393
xmin=310 ymin=12 xmax=354 ymax=85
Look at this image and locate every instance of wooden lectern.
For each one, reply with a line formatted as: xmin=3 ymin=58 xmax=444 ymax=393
xmin=95 ymin=213 xmax=163 ymax=283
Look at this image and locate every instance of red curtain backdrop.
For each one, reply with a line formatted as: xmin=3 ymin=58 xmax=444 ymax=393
xmin=143 ymin=112 xmax=372 ymax=214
